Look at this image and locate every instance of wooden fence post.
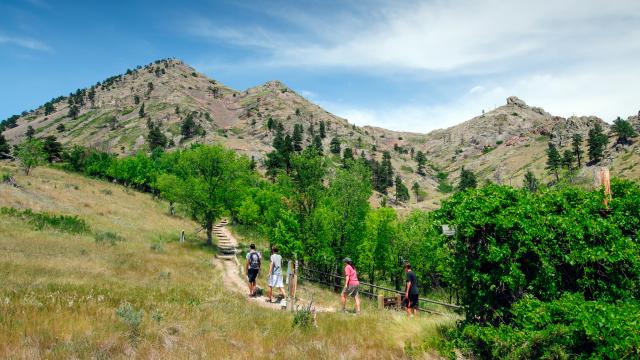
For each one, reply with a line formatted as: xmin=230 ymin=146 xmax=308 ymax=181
xmin=395 ymin=294 xmax=401 ymax=311
xmin=378 ymin=293 xmax=384 ymax=310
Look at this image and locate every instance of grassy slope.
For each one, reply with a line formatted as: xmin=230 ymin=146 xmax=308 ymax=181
xmin=0 ymin=163 xmax=453 ymax=359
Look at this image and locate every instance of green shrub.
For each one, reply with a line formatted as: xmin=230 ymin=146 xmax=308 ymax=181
xmin=292 ymin=302 xmax=315 ymax=330
xmin=150 ymin=242 xmax=164 ymax=252
xmin=0 ymin=207 xmax=89 ymax=234
xmin=94 ymin=231 xmax=124 ymax=245
xmin=116 ymin=302 xmax=144 ymax=345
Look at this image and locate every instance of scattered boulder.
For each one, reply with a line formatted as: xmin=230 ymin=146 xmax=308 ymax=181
xmin=506 ymin=96 xmax=528 ymax=108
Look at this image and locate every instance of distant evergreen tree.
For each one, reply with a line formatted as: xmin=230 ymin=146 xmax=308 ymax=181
xmin=139 ymin=103 xmax=146 ymax=118
xmin=42 ymin=135 xmax=63 ymax=163
xmin=458 ymin=167 xmax=477 ymax=191
xmin=546 ymin=142 xmax=562 ymax=181
xmin=562 ymin=149 xmax=575 ymax=170
xmin=395 ymin=176 xmax=410 ymax=203
xmin=310 ymin=135 xmax=323 ymax=154
xmin=44 ymin=102 xmax=56 ymax=116
xmin=292 ymin=124 xmax=303 ymax=151
xmin=0 ymin=134 xmax=10 ymax=159
xmin=68 ymin=105 xmax=79 ymax=119
xmin=147 ymin=82 xmax=154 ymax=95
xmin=25 ymin=126 xmax=35 ymax=140
xmin=134 ymin=95 xmax=141 ymax=105
xmin=411 ymin=181 xmax=424 ymax=201
xmin=329 ymin=136 xmax=341 ymax=154
xmin=612 ymin=117 xmax=637 ymax=144
xmin=147 ymin=123 xmax=167 ymax=150
xmin=181 ymin=112 xmax=197 ymax=138
xmin=56 ymin=123 xmax=66 ymax=133
xmin=267 ymin=117 xmax=275 ymax=131
xmin=571 ymin=133 xmax=583 ymax=167
xmin=410 ymin=147 xmax=415 ymax=159
xmin=381 ymin=151 xmax=394 ymax=187
xmin=87 ymin=87 xmax=96 ymax=107
xmin=342 ymin=147 xmax=354 ymax=167
xmin=319 ymin=120 xmax=326 ymax=138
xmin=415 ymin=151 xmax=427 ymax=175
xmin=523 ymin=169 xmax=539 ymax=192
xmin=587 ymin=123 xmax=608 ymax=164
xmin=307 ymin=123 xmax=315 ymax=137
xmin=249 ymin=156 xmax=257 ymax=171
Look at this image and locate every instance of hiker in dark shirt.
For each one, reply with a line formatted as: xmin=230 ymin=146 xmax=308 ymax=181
xmin=404 ymin=262 xmax=419 ymax=317
xmin=245 ymin=244 xmax=261 ymax=297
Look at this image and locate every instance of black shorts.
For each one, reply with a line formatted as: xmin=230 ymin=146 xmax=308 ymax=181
xmin=247 ymin=268 xmax=259 ymax=283
xmin=407 ymin=293 xmax=419 ymax=309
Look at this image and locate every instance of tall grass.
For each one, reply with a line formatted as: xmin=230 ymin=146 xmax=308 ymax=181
xmin=0 ymin=207 xmax=89 ymax=234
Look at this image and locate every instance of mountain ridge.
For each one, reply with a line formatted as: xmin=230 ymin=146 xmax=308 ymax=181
xmin=2 ymin=58 xmax=640 ymax=209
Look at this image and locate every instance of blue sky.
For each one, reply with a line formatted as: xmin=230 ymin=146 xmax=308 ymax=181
xmin=1 ymin=0 xmax=639 ymax=132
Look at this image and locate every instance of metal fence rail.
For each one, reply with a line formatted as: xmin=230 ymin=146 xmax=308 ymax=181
xmin=300 ymin=266 xmax=462 ymax=312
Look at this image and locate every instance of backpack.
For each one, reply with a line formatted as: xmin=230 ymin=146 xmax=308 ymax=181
xmin=249 ymin=252 xmax=261 ymax=269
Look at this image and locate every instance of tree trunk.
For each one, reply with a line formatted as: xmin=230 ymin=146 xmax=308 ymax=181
xmin=205 ymin=217 xmax=213 ymax=246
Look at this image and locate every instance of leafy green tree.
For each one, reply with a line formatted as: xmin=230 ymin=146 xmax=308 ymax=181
xmin=329 ymin=136 xmax=341 ymax=154
xmin=0 ymin=134 xmax=10 ymax=159
xmin=157 ymin=145 xmax=251 ymax=245
xmin=546 ymin=142 xmax=561 ymax=182
xmin=562 ymin=149 xmax=575 ymax=169
xmin=68 ymin=104 xmax=79 ymax=119
xmin=458 ymin=167 xmax=477 ymax=191
xmin=16 ymin=139 xmax=46 ymax=175
xmin=25 ymin=125 xmax=35 ymax=140
xmin=612 ymin=117 xmax=637 ymax=144
xmin=139 ymin=103 xmax=145 ymax=118
xmin=437 ymin=172 xmax=453 ymax=193
xmin=523 ymin=169 xmax=539 ymax=192
xmin=42 ymin=135 xmax=63 ymax=163
xmin=292 ymin=123 xmax=303 ymax=152
xmin=415 ymin=151 xmax=427 ymax=175
xmin=588 ymin=123 xmax=608 ymax=164
xmin=319 ymin=120 xmax=326 ymax=139
xmin=44 ymin=102 xmax=56 ymax=116
xmin=358 ymin=207 xmax=396 ymax=286
xmin=571 ymin=133 xmax=583 ymax=167
xmin=395 ymin=176 xmax=410 ymax=203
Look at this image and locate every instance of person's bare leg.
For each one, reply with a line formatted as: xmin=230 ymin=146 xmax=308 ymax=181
xmin=279 ymin=287 xmax=286 ymax=298
xmin=341 ymin=293 xmax=347 ymax=311
xmin=268 ymin=286 xmax=273 ymax=302
xmin=355 ymin=295 xmax=361 ymax=313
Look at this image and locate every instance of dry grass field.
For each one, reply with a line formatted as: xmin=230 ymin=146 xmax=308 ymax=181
xmin=0 ymin=162 xmax=455 ymax=359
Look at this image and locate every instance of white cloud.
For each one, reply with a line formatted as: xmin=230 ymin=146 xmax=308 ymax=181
xmin=0 ymin=34 xmax=51 ymax=52
xmin=185 ymin=0 xmax=640 ymax=131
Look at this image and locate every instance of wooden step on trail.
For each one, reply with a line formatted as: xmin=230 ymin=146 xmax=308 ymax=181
xmin=214 ymin=218 xmax=238 ymax=260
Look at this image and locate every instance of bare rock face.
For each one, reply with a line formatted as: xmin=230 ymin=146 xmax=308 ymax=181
xmin=507 ymin=96 xmax=528 ymax=108
xmin=551 ymin=116 xmax=607 ymax=147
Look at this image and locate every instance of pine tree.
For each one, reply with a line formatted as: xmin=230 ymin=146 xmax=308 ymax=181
xmin=382 ymin=151 xmax=394 ymax=187
xmin=181 ymin=113 xmax=197 ymax=138
xmin=329 ymin=136 xmax=341 ymax=154
xmin=612 ymin=117 xmax=637 ymax=144
xmin=44 ymin=102 xmax=55 ymax=116
xmin=134 ymin=95 xmax=140 ymax=105
xmin=25 ymin=126 xmax=35 ymax=140
xmin=312 ymin=135 xmax=323 ymax=154
xmin=147 ymin=123 xmax=167 ymax=150
xmin=546 ymin=142 xmax=562 ymax=182
xmin=458 ymin=167 xmax=477 ymax=191
xmin=415 ymin=151 xmax=427 ymax=175
xmin=0 ymin=134 xmax=10 ymax=159
xmin=342 ymin=147 xmax=354 ymax=167
xmin=68 ymin=105 xmax=79 ymax=119
xmin=249 ymin=156 xmax=257 ymax=171
xmin=411 ymin=181 xmax=423 ymax=201
xmin=587 ymin=123 xmax=608 ymax=164
xmin=56 ymin=123 xmax=65 ymax=132
xmin=87 ymin=87 xmax=96 ymax=107
xmin=139 ymin=103 xmax=146 ymax=118
xmin=562 ymin=149 xmax=575 ymax=170
xmin=395 ymin=176 xmax=410 ymax=203
xmin=523 ymin=169 xmax=539 ymax=192
xmin=319 ymin=121 xmax=326 ymax=139
xmin=292 ymin=124 xmax=303 ymax=151
xmin=571 ymin=134 xmax=583 ymax=167
xmin=267 ymin=117 xmax=275 ymax=131
xmin=42 ymin=135 xmax=62 ymax=163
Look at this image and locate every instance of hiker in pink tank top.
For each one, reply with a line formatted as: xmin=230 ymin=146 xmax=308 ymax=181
xmin=340 ymin=257 xmax=361 ymax=314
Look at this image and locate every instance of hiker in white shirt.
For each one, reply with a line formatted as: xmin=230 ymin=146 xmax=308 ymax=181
xmin=266 ymin=246 xmax=286 ymax=303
